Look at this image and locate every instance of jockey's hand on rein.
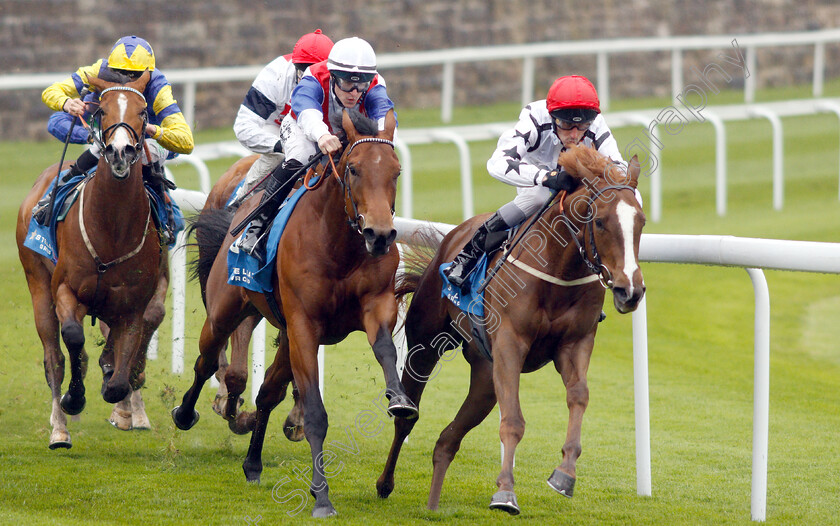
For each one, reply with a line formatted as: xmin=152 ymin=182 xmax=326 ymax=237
xmin=540 ymin=168 xmax=576 ymax=192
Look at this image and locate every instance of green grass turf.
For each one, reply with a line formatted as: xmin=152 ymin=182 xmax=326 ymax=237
xmin=1 ymin=81 xmax=839 ymax=525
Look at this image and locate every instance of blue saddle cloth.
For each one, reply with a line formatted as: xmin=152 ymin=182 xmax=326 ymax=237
xmin=23 ymin=170 xmax=184 ymax=264
xmin=226 ymin=179 xmax=313 ymax=293
xmin=439 ymin=254 xmax=489 ymax=318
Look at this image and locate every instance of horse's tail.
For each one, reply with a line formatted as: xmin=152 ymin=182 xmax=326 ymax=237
xmin=186 ymin=205 xmax=238 ymax=292
xmin=395 ymin=227 xmax=444 ymax=304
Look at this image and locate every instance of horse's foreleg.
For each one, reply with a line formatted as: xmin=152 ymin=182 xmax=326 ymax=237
xmin=489 ymin=334 xmax=528 ymax=515
xmin=242 ymin=337 xmax=295 ymax=478
xmin=376 ymin=321 xmax=449 ymax=498
xmin=364 ymin=304 xmax=418 ymax=419
xmin=53 ymin=283 xmax=88 ymax=416
xmin=548 ymin=337 xmax=594 ymax=498
xmin=26 ymin=270 xmax=71 ymax=448
xmin=429 ymin=354 xmax=496 ymax=510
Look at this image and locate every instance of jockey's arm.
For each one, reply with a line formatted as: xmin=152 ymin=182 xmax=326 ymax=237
xmin=290 ymin=77 xmax=330 ymax=143
xmin=234 ymin=57 xmax=293 ymax=154
xmin=487 ymin=108 xmax=549 ymax=188
xmin=149 ymin=84 xmax=194 ymax=155
xmin=363 ymin=82 xmax=398 ymax=131
xmin=41 ymin=62 xmax=100 ymax=114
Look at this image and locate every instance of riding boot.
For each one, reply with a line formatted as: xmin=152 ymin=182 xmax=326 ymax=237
xmin=144 ymin=162 xmax=178 ymax=245
xmin=238 ymin=161 xmax=302 ymax=258
xmin=33 ymin=149 xmax=99 ymax=225
xmin=443 ymin=211 xmax=509 ymax=289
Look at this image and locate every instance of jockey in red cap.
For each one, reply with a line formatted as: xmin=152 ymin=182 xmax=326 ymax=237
xmin=231 ymin=29 xmax=334 ymax=204
xmin=443 ymin=75 xmax=641 ymax=289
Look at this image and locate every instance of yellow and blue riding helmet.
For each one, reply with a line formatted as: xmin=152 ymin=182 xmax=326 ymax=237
xmin=107 ymin=36 xmax=155 ymax=71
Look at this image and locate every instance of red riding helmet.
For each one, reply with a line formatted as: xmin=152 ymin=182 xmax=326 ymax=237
xmin=546 ymin=75 xmax=600 ymax=123
xmin=292 ymin=29 xmax=334 ymax=66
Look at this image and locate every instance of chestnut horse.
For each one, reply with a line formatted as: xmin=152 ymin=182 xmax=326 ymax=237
xmin=376 ymin=145 xmax=646 ymax=514
xmin=192 ymin=154 xmax=305 ymax=440
xmin=16 ymin=71 xmax=169 ymax=448
xmin=172 ymin=109 xmax=416 ymax=517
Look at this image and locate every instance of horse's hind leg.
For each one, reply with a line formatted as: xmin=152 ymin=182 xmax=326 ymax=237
xmin=172 ymin=284 xmax=247 ymax=431
xmin=215 ymin=315 xmax=258 ymax=426
xmin=547 ymin=337 xmax=595 ymax=498
xmin=242 ymin=334 xmax=295 ymax=481
xmin=282 ymin=380 xmax=305 ymax=442
xmin=53 ymin=283 xmax=89 ymax=417
xmin=429 ymin=354 xmax=496 ymax=511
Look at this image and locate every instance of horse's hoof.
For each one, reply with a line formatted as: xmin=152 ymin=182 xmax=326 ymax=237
xmin=171 ymin=406 xmax=200 ymax=431
xmin=375 ymin=477 xmax=394 ymax=499
xmin=489 ymin=490 xmax=520 ymax=515
xmin=312 ymin=505 xmax=337 ymax=518
xmin=283 ymin=423 xmax=305 ymax=442
xmin=212 ymin=394 xmax=225 ymax=417
xmin=48 ymin=440 xmax=72 ymax=450
xmin=547 ymin=468 xmax=576 ymax=498
xmin=386 ymin=395 xmax=418 ymax=420
xmin=243 ymin=461 xmax=262 ymax=484
xmin=60 ymin=392 xmax=86 ymax=416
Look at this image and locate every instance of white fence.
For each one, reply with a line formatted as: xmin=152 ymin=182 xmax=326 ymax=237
xmin=4 ymin=29 xmax=840 ymax=126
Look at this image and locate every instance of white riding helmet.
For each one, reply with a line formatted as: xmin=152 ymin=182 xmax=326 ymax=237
xmin=327 ymin=37 xmax=377 ymax=83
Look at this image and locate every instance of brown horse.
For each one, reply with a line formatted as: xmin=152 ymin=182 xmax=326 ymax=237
xmin=16 ymin=71 xmax=169 ymax=448
xmin=376 ymin=145 xmax=646 ymax=514
xmin=172 ymin=108 xmax=416 ymax=517
xmin=193 ymin=154 xmax=305 ymax=440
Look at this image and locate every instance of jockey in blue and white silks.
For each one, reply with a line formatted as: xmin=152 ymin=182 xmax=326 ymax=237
xmin=235 ymin=36 xmax=398 ymax=260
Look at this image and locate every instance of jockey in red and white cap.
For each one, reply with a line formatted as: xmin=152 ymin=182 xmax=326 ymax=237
xmin=231 ymin=29 xmax=334 ymax=203
xmin=444 ymin=75 xmax=641 ymax=289
xmin=237 ymin=36 xmax=398 ymax=259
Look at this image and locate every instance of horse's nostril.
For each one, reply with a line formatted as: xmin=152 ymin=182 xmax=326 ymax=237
xmin=362 ymin=227 xmax=377 ymax=243
xmin=386 ymin=229 xmax=397 ymax=245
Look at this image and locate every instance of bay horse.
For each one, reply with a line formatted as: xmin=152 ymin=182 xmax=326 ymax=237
xmin=16 ymin=71 xmax=169 ymax=448
xmin=376 ymin=145 xmax=646 ymax=514
xmin=191 ymin=154 xmax=305 ymax=440
xmin=172 ymin=109 xmax=417 ymax=517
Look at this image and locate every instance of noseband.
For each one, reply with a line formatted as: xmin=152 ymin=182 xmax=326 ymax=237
xmin=89 ymin=86 xmax=148 ymax=167
xmin=335 ymin=137 xmax=396 ymax=233
xmin=560 ymin=184 xmax=637 ymax=289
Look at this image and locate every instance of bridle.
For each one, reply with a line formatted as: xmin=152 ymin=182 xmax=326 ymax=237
xmin=558 ymin=183 xmax=637 ymax=289
xmin=88 ymin=86 xmax=148 ymax=168
xmin=315 ymin=137 xmax=396 ymax=234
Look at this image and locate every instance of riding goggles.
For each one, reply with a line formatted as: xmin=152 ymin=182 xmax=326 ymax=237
xmin=554 ymin=117 xmax=593 ymax=132
xmin=334 ymin=76 xmax=372 ymax=93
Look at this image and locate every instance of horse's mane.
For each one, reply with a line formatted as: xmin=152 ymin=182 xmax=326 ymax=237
xmin=558 ymin=144 xmax=626 ymax=183
xmin=97 ymin=68 xmax=136 ymax=85
xmin=346 ymin=108 xmax=378 ymax=137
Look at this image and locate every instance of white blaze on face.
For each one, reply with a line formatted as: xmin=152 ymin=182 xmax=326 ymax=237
xmin=111 ymin=93 xmax=133 ymax=150
xmin=616 ymin=200 xmax=640 ymax=291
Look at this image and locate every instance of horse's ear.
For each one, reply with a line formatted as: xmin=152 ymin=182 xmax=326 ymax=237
xmin=88 ymin=75 xmax=107 ymax=94
xmin=627 ymin=155 xmax=641 ymax=189
xmin=129 ymin=69 xmax=151 ymax=92
xmin=342 ymin=109 xmax=359 ymax=143
xmin=378 ymin=109 xmax=397 ymax=141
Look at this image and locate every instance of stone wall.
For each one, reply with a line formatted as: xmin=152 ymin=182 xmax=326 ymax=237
xmin=2 ymin=0 xmax=840 ymax=140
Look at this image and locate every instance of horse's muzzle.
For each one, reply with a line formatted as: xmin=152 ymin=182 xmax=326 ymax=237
xmin=104 ymin=144 xmax=139 ymax=179
xmin=363 ymin=226 xmax=397 ymax=256
xmin=612 ymin=283 xmax=646 ymax=313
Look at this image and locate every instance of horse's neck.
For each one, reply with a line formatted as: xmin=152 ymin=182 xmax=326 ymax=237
xmin=312 ymin=176 xmax=363 ymax=255
xmin=525 ymin=206 xmax=590 ymax=279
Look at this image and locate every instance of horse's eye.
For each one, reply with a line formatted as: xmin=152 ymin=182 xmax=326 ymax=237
xmin=594 ymin=218 xmax=605 ymax=230
xmin=348 ymin=165 xmax=357 ymax=177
